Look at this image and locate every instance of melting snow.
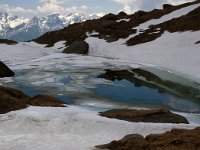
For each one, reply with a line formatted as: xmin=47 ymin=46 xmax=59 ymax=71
xmin=0 ymin=106 xmax=198 ymax=150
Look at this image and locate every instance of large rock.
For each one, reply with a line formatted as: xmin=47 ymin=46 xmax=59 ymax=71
xmin=99 ymin=109 xmax=189 ymax=124
xmin=0 ymin=86 xmax=30 ymax=114
xmin=0 ymin=61 xmax=15 ymax=78
xmin=163 ymin=4 xmax=173 ymax=9
xmin=30 ymin=94 xmax=66 ymax=107
xmin=96 ymin=127 xmax=200 ymax=150
xmin=0 ymin=39 xmax=17 ymax=45
xmin=0 ymin=86 xmax=66 ymax=114
xmin=63 ymin=41 xmax=89 ymax=54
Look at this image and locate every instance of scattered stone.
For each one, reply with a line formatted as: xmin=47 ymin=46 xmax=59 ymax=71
xmin=0 ymin=61 xmax=15 ymax=78
xmin=0 ymin=39 xmax=17 ymax=45
xmin=30 ymin=94 xmax=66 ymax=107
xmin=99 ymin=109 xmax=189 ymax=124
xmin=96 ymin=127 xmax=200 ymax=150
xmin=63 ymin=41 xmax=89 ymax=54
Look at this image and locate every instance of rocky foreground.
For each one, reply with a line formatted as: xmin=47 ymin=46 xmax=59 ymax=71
xmin=0 ymin=86 xmax=65 ymax=114
xmin=96 ymin=127 xmax=200 ymax=150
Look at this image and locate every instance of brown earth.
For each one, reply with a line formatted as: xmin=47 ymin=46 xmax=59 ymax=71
xmin=34 ymin=0 xmax=200 ymax=48
xmin=99 ymin=109 xmax=189 ymax=124
xmin=0 ymin=39 xmax=17 ymax=45
xmin=96 ymin=127 xmax=200 ymax=150
xmin=0 ymin=61 xmax=15 ymax=78
xmin=0 ymin=86 xmax=66 ymax=114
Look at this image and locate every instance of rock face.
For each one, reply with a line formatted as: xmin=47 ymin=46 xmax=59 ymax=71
xmin=0 ymin=86 xmax=66 ymax=114
xmin=63 ymin=41 xmax=89 ymax=54
xmin=96 ymin=127 xmax=200 ymax=150
xmin=99 ymin=109 xmax=189 ymax=124
xmin=0 ymin=61 xmax=15 ymax=78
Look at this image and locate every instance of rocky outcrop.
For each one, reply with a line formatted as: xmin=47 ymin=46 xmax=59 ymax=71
xmin=0 ymin=86 xmax=66 ymax=114
xmin=0 ymin=61 xmax=15 ymax=78
xmin=0 ymin=39 xmax=17 ymax=45
xmin=96 ymin=127 xmax=200 ymax=150
xmin=99 ymin=109 xmax=189 ymax=124
xmin=63 ymin=41 xmax=89 ymax=54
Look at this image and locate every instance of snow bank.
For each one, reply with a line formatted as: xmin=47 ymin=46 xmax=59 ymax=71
xmin=0 ymin=106 xmax=197 ymax=150
xmin=86 ymin=31 xmax=200 ymax=79
xmin=136 ymin=3 xmax=200 ymax=31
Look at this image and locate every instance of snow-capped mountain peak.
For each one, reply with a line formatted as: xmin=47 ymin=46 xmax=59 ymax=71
xmin=0 ymin=12 xmax=103 ymax=41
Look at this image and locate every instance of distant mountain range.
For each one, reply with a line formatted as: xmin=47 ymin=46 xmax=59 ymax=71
xmin=0 ymin=13 xmax=103 ymax=41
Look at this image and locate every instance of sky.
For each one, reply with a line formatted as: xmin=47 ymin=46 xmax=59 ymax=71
xmin=0 ymin=0 xmax=195 ymax=18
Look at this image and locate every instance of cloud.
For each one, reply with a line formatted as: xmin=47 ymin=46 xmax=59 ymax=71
xmin=166 ymin=0 xmax=195 ymax=5
xmin=112 ymin=0 xmax=137 ymax=14
xmin=37 ymin=0 xmax=87 ymax=14
xmin=112 ymin=0 xmax=194 ymax=14
xmin=0 ymin=4 xmax=36 ymax=14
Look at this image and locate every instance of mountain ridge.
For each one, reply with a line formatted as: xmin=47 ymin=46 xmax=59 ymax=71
xmin=34 ymin=0 xmax=200 ymax=48
xmin=0 ymin=13 xmax=103 ymax=41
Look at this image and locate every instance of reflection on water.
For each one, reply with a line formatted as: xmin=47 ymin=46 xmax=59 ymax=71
xmin=2 ymin=57 xmax=200 ymax=113
xmin=96 ymin=79 xmax=200 ymax=113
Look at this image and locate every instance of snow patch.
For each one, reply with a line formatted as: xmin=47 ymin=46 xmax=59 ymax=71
xmin=0 ymin=106 xmax=197 ymax=150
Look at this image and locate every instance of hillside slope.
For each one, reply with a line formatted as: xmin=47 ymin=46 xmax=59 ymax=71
xmin=34 ymin=0 xmax=200 ymax=47
xmin=34 ymin=0 xmax=200 ymax=79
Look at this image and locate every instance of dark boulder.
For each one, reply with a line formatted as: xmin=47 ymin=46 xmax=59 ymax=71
xmin=0 ymin=86 xmax=30 ymax=114
xmin=99 ymin=109 xmax=189 ymax=124
xmin=118 ymin=11 xmax=128 ymax=17
xmin=0 ymin=39 xmax=17 ymax=45
xmin=163 ymin=4 xmax=173 ymax=9
xmin=0 ymin=86 xmax=66 ymax=114
xmin=63 ymin=41 xmax=89 ymax=54
xmin=0 ymin=61 xmax=15 ymax=78
xmin=96 ymin=127 xmax=200 ymax=150
xmin=102 ymin=20 xmax=118 ymax=29
xmin=30 ymin=94 xmax=66 ymax=107
xmin=102 ymin=13 xmax=118 ymax=20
